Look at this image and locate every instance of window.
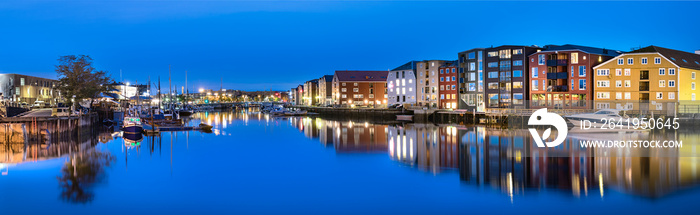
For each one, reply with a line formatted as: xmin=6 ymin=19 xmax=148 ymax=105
xmin=488 ymin=51 xmax=498 ymax=57
xmin=532 ymin=68 xmax=538 ymax=78
xmin=597 ymin=81 xmax=610 ymax=87
xmin=353 ymin=88 xmax=359 ymax=92
xmin=625 ymin=80 xmax=631 ymax=87
xmin=579 ymin=79 xmax=586 ymax=90
xmin=693 ymin=72 xmax=696 ymax=79
xmin=469 ymin=62 xmax=475 ymax=71
xmin=513 ymin=82 xmax=522 ymax=89
xmin=451 ymin=76 xmax=456 ymax=81
xmin=669 ymin=92 xmax=675 ymax=100
xmin=468 ymin=52 xmax=476 ymax=59
xmin=354 ymin=83 xmax=358 ymax=86
xmin=488 ymin=62 xmax=498 ymax=68
xmin=342 ymin=88 xmax=347 ymax=92
xmin=669 ymin=80 xmax=675 ymax=87
xmin=532 ymin=80 xmax=539 ymax=91
xmin=669 ymin=68 xmax=676 ymax=75
xmin=513 ymin=60 xmax=523 ymax=66
xmin=659 ymin=68 xmax=665 ymax=75
xmin=512 ymin=49 xmax=522 ymax=55
xmin=616 ymin=80 xmax=622 ymax=87
xmin=341 ymin=94 xmax=347 ymax=98
xmin=538 ymin=55 xmax=545 ymax=65
xmin=513 ymin=70 xmax=522 ymax=77
xmin=571 ymin=53 xmax=578 ymax=64
xmin=499 ymin=50 xmax=511 ymax=58
xmin=596 ymin=92 xmax=610 ymax=99
xmin=656 ymin=92 xmax=663 ymax=99
xmin=640 ymin=57 xmax=647 ymax=64
xmin=627 ymin=58 xmax=633 ymax=65
xmin=659 ymin=80 xmax=665 ymax=87
xmin=488 ymin=83 xmax=498 ymax=89
xmin=452 ymin=85 xmax=456 ymax=90
xmin=468 ymin=83 xmax=475 ymax=91
xmin=616 ymin=69 xmax=622 ymax=76
xmin=616 ymin=92 xmax=622 ymax=99
xmin=617 ymin=58 xmax=624 ymax=65
xmin=693 ymin=83 xmax=696 ymax=90
xmin=624 ymin=69 xmax=630 ymax=76
xmin=20 ymin=78 xmax=25 ymax=86
xmin=488 ymin=72 xmax=498 ymax=78
xmin=597 ymin=69 xmax=609 ymax=76
xmin=654 ymin=57 xmax=661 ymax=64
xmin=624 ymin=92 xmax=631 ymax=100
xmin=571 ymin=66 xmax=575 ymax=77
xmin=440 ymin=77 xmax=444 ymax=82
xmin=579 ymin=66 xmax=586 ymax=77
xmin=440 ymin=69 xmax=444 ymax=74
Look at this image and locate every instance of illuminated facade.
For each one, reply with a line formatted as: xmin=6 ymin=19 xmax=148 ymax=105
xmin=387 ymin=61 xmax=418 ymax=106
xmin=331 ymin=70 xmax=388 ymax=107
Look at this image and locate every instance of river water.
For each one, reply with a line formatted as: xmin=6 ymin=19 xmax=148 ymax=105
xmin=1 ymin=110 xmax=699 ymax=214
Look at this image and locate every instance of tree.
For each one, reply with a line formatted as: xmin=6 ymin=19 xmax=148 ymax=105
xmin=55 ymin=55 xmax=112 ymax=107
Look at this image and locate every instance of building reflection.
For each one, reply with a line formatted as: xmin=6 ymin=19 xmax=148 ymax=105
xmin=287 ymin=115 xmax=700 ymax=199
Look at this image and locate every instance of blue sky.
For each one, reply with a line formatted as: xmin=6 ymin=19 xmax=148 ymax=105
xmin=1 ymin=1 xmax=699 ymax=91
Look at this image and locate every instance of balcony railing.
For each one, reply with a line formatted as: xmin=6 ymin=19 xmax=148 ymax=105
xmin=546 ymin=72 xmax=568 ymax=79
xmin=546 ymin=59 xmax=568 ymax=66
xmin=550 ymin=85 xmax=568 ymax=92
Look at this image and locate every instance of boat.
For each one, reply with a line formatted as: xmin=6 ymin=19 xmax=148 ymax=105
xmin=123 ymin=132 xmax=144 ymax=148
xmin=284 ymin=110 xmax=308 ymax=116
xmin=396 ymin=115 xmax=413 ymax=121
xmin=163 ymin=110 xmax=174 ymax=120
xmin=199 ymin=123 xmax=213 ymax=132
xmin=123 ymin=116 xmax=143 ymax=134
xmin=179 ymin=110 xmax=194 ymax=116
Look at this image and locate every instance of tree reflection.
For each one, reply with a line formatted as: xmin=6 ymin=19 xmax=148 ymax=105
xmin=56 ymin=150 xmax=115 ymax=204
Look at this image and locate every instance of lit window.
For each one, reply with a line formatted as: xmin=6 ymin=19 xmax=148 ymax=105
xmin=659 ymin=80 xmax=665 ymax=87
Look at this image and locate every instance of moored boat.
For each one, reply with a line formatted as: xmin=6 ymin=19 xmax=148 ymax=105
xmin=123 ymin=116 xmax=143 ymax=134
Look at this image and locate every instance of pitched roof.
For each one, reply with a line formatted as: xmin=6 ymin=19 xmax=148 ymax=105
xmin=334 ymin=70 xmax=389 ymax=82
xmin=391 ymin=61 xmax=419 ymax=71
xmin=628 ymin=46 xmax=700 ymax=70
xmin=537 ymin=44 xmax=623 ymax=57
xmin=321 ymin=75 xmax=334 ymax=82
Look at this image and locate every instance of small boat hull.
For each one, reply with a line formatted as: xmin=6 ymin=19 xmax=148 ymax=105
xmin=123 ymin=125 xmax=143 ymax=134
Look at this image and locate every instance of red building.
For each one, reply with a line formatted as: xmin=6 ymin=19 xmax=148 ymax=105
xmin=439 ymin=61 xmax=458 ymax=109
xmin=528 ymin=45 xmax=620 ymax=109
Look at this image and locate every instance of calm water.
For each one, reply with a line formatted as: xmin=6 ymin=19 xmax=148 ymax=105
xmin=1 ymin=111 xmax=699 ymax=214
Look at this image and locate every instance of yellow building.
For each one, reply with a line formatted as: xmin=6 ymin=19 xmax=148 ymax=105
xmin=592 ymin=46 xmax=700 ymax=113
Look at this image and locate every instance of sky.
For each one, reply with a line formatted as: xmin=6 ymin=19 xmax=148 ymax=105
xmin=0 ymin=0 xmax=699 ymax=91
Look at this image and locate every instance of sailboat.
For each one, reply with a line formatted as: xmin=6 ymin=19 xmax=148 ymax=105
xmin=179 ymin=70 xmax=194 ymax=116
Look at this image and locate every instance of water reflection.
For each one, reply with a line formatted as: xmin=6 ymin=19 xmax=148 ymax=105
xmin=57 ymin=150 xmax=115 ymax=203
xmin=287 ymin=115 xmax=700 ymax=199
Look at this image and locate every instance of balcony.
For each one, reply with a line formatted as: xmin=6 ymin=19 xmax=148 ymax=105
xmin=546 ymin=72 xmax=568 ymax=79
xmin=639 ymin=82 xmax=649 ymax=91
xmin=549 ymin=85 xmax=568 ymax=92
xmin=546 ymin=59 xmax=568 ymax=66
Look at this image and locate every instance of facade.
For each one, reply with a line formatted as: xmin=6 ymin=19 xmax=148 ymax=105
xmin=331 ymin=70 xmax=388 ymax=107
xmin=318 ymin=75 xmax=334 ymax=106
xmin=438 ymin=61 xmax=458 ymax=109
xmin=416 ymin=60 xmax=446 ymax=108
xmin=457 ymin=48 xmax=485 ymax=111
xmin=0 ymin=74 xmax=60 ymax=105
xmin=295 ymin=85 xmax=303 ymax=105
xmin=483 ymin=45 xmax=541 ymax=108
xmin=593 ymin=46 xmax=700 ymax=111
xmin=289 ymin=88 xmax=296 ymax=105
xmin=387 ymin=61 xmax=418 ymax=106
xmin=528 ymin=45 xmax=621 ymax=109
xmin=303 ymin=79 xmax=319 ymax=106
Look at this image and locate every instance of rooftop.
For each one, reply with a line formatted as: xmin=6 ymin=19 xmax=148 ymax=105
xmin=535 ymin=44 xmax=623 ymax=57
xmin=628 ymin=46 xmax=700 ymax=70
xmin=334 ymin=70 xmax=389 ymax=82
xmin=390 ymin=61 xmax=419 ymax=71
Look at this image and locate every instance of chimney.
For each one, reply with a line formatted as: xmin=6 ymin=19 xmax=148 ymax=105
xmin=696 ymin=50 xmax=700 ymax=55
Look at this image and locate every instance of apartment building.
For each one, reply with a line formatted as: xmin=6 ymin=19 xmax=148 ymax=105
xmin=439 ymin=61 xmax=458 ymax=109
xmin=332 ymin=70 xmax=389 ymax=107
xmin=593 ymin=46 xmax=700 ymax=111
xmin=0 ymin=73 xmax=60 ymax=105
xmin=528 ymin=44 xmax=621 ymax=109
xmin=483 ymin=45 xmax=541 ymax=108
xmin=457 ymin=48 xmax=485 ymax=111
xmin=318 ymin=75 xmax=334 ymax=105
xmin=416 ymin=60 xmax=446 ymax=108
xmin=387 ymin=61 xmax=419 ymax=106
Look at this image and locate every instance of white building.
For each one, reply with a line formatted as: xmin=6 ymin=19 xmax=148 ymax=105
xmin=387 ymin=61 xmax=418 ymax=106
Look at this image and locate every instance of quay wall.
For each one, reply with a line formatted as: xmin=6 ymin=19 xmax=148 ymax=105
xmin=294 ymin=106 xmax=412 ymax=122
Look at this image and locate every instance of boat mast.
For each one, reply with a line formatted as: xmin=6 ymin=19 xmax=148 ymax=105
xmin=168 ymin=65 xmax=172 ymax=109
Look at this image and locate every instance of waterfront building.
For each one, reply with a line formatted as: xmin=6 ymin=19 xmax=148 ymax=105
xmin=416 ymin=60 xmax=447 ymax=108
xmin=303 ymin=79 xmax=319 ymax=106
xmin=483 ymin=45 xmax=541 ymax=108
xmin=528 ymin=45 xmax=621 ymax=109
xmin=289 ymin=88 xmax=296 ymax=105
xmin=387 ymin=61 xmax=419 ymax=107
xmin=295 ymin=85 xmax=303 ymax=105
xmin=331 ymin=70 xmax=388 ymax=107
xmin=438 ymin=61 xmax=458 ymax=109
xmin=593 ymin=46 xmax=700 ymax=111
xmin=457 ymin=48 xmax=485 ymax=111
xmin=318 ymin=75 xmax=334 ymax=106
xmin=0 ymin=74 xmax=60 ymax=105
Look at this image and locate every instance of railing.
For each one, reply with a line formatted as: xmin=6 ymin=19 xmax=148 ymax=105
xmin=546 ymin=72 xmax=568 ymax=79
xmin=546 ymin=59 xmax=568 ymax=66
xmin=551 ymin=85 xmax=568 ymax=92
